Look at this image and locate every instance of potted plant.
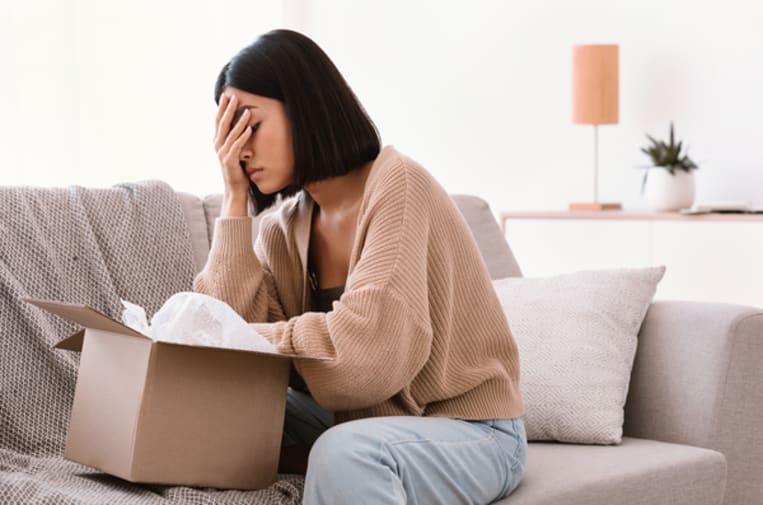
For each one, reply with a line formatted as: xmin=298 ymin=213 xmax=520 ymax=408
xmin=639 ymin=122 xmax=699 ymax=212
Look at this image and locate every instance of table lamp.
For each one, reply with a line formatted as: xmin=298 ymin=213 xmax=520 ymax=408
xmin=570 ymin=44 xmax=621 ymax=211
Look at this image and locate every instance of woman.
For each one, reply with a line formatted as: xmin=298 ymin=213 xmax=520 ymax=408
xmin=194 ymin=29 xmax=526 ymax=505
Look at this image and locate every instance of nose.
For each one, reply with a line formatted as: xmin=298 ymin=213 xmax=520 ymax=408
xmin=239 ymin=135 xmax=253 ymax=162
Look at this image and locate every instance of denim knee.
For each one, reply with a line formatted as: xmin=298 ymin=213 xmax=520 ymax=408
xmin=303 ymin=421 xmax=405 ymax=505
xmin=305 ymin=421 xmax=382 ymax=478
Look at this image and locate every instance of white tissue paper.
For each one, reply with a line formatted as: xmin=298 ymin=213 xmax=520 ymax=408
xmin=120 ymin=292 xmax=276 ymax=353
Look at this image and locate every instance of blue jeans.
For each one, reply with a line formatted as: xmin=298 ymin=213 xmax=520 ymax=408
xmin=282 ymin=388 xmax=527 ymax=505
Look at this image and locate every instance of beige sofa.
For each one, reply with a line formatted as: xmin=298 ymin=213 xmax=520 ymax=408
xmin=2 ymin=183 xmax=757 ymax=505
xmin=177 ymin=192 xmax=762 ymax=505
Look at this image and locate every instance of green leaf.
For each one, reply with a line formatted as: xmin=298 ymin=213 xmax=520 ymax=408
xmin=669 ymin=122 xmax=675 ymax=147
xmin=640 ymin=122 xmax=698 ymax=171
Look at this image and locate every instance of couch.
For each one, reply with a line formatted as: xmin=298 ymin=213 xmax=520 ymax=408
xmin=2 ymin=184 xmax=760 ymax=505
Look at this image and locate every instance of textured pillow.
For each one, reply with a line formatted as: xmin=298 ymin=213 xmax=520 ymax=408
xmin=494 ymin=266 xmax=666 ymax=444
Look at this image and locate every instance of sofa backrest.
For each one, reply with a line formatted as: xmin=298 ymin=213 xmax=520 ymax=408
xmin=177 ymin=191 xmax=210 ymax=274
xmin=179 ymin=192 xmax=522 ymax=280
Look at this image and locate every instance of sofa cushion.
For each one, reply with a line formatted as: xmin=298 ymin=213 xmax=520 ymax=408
xmin=201 ymin=193 xmax=522 ymax=280
xmin=176 ymin=191 xmax=210 ymax=274
xmin=493 ymin=267 xmax=665 ymax=444
xmin=450 ymin=194 xmax=522 ymax=279
xmin=202 ymin=194 xmax=223 ymax=246
xmin=496 ymin=437 xmax=726 ymax=505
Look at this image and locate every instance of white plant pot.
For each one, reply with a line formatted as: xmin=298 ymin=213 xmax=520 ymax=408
xmin=643 ymin=169 xmax=695 ymax=212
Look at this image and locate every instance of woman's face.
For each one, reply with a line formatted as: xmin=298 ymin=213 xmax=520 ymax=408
xmin=224 ymin=87 xmax=294 ymax=194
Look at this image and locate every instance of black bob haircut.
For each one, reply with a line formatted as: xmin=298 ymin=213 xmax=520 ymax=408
xmin=214 ymin=29 xmax=381 ymax=214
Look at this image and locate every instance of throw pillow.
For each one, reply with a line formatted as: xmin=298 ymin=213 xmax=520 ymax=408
xmin=494 ymin=266 xmax=666 ymax=444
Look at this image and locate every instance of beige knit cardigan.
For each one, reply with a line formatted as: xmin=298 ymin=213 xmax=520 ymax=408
xmin=193 ymin=146 xmax=524 ymax=424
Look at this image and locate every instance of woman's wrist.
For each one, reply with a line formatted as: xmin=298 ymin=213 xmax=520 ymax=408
xmin=221 ymin=191 xmax=249 ymax=218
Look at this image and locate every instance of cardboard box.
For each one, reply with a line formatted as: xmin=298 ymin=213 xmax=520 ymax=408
xmin=25 ymin=298 xmax=326 ymax=490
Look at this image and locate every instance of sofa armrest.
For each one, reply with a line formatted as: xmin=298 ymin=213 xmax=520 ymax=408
xmin=624 ymin=300 xmax=763 ymax=505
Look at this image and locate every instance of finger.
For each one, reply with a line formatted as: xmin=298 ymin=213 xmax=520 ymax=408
xmin=214 ymin=93 xmax=229 ymax=128
xmin=222 ymin=109 xmax=250 ymax=152
xmin=231 ymin=126 xmax=253 ymax=157
xmin=215 ymin=94 xmax=236 ymax=145
xmin=215 ymin=94 xmax=239 ymax=148
xmin=223 ymin=127 xmax=252 ymax=167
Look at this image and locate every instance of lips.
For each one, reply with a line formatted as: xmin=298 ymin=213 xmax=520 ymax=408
xmin=245 ymin=167 xmax=264 ymax=178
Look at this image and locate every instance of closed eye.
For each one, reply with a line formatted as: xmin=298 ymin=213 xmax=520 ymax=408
xmin=250 ymin=122 xmax=261 ymax=134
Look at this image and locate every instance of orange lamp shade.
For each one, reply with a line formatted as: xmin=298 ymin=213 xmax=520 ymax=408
xmin=573 ymin=44 xmax=619 ymax=125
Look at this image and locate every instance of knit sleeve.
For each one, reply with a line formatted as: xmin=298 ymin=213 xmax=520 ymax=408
xmin=192 ymin=217 xmax=287 ymax=323
xmin=250 ymin=166 xmax=435 ymax=412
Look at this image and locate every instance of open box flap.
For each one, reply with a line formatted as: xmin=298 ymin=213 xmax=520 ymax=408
xmin=23 ymin=298 xmax=149 ymax=340
xmin=154 ymin=340 xmax=332 ymax=361
xmin=23 ymin=298 xmax=333 ymax=360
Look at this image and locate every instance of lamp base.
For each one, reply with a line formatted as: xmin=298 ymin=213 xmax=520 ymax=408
xmin=568 ymin=202 xmax=622 ymax=211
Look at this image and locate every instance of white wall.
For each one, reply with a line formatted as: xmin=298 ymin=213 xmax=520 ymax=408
xmin=2 ymin=0 xmax=762 ymax=214
xmin=0 ymin=0 xmax=282 ymax=195
xmin=281 ymin=0 xmax=763 ymax=214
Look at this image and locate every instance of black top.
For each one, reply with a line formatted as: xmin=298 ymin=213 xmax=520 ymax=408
xmin=311 ymin=284 xmax=345 ymax=313
xmin=289 ymin=270 xmax=345 ymax=393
